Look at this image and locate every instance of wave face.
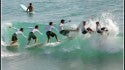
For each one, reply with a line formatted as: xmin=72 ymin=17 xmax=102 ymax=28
xmin=1 ymin=0 xmax=123 ymax=70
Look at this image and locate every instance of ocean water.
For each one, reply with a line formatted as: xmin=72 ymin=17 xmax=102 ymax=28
xmin=1 ymin=0 xmax=124 ymax=70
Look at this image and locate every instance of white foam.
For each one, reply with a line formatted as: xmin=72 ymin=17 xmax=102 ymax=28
xmin=1 ymin=51 xmax=20 ymax=58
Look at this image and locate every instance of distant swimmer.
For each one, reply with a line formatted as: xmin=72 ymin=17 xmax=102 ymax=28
xmin=77 ymin=21 xmax=93 ymax=34
xmin=10 ymin=27 xmax=27 ymax=45
xmin=26 ymin=3 xmax=34 ymax=12
xmin=46 ymin=22 xmax=60 ymax=43
xmin=27 ymin=25 xmax=43 ymax=45
xmin=59 ymin=19 xmax=78 ymax=36
xmin=96 ymin=21 xmax=108 ymax=35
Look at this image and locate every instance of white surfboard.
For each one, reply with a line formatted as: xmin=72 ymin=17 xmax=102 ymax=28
xmin=25 ymin=42 xmax=46 ymax=48
xmin=25 ymin=42 xmax=61 ymax=48
xmin=20 ymin=4 xmax=28 ymax=11
xmin=45 ymin=42 xmax=61 ymax=47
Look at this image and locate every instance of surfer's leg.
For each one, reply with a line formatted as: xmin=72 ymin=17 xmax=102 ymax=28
xmin=55 ymin=36 xmax=60 ymax=42
xmin=27 ymin=32 xmax=32 ymax=45
xmin=32 ymin=34 xmax=37 ymax=44
xmin=34 ymin=38 xmax=38 ymax=44
xmin=47 ymin=37 xmax=51 ymax=43
xmin=53 ymin=33 xmax=60 ymax=42
xmin=10 ymin=40 xmax=17 ymax=45
xmin=11 ymin=33 xmax=18 ymax=45
xmin=46 ymin=31 xmax=51 ymax=43
xmin=47 ymin=35 xmax=51 ymax=43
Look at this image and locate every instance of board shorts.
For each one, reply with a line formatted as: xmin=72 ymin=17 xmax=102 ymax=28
xmin=97 ymin=30 xmax=102 ymax=33
xmin=11 ymin=33 xmax=18 ymax=41
xmin=59 ymin=30 xmax=70 ymax=36
xmin=82 ymin=30 xmax=88 ymax=34
xmin=101 ymin=27 xmax=105 ymax=30
xmin=46 ymin=31 xmax=56 ymax=38
xmin=28 ymin=32 xmax=37 ymax=41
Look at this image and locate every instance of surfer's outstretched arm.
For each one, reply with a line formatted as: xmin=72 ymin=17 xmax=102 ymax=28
xmin=53 ymin=26 xmax=59 ymax=32
xmin=22 ymin=33 xmax=27 ymax=38
xmin=37 ymin=30 xmax=43 ymax=35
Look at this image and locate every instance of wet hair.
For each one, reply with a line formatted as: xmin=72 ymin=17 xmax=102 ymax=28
xmin=49 ymin=22 xmax=53 ymax=25
xmin=20 ymin=28 xmax=23 ymax=32
xmin=35 ymin=25 xmax=38 ymax=29
xmin=96 ymin=21 xmax=99 ymax=25
xmin=61 ymin=19 xmax=65 ymax=23
xmin=83 ymin=21 xmax=86 ymax=25
xmin=29 ymin=3 xmax=32 ymax=5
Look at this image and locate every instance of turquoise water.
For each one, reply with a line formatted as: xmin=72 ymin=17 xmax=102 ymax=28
xmin=1 ymin=0 xmax=123 ymax=70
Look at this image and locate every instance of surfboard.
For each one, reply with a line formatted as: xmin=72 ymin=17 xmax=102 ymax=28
xmin=25 ymin=41 xmax=61 ymax=49
xmin=25 ymin=42 xmax=46 ymax=48
xmin=45 ymin=42 xmax=61 ymax=47
xmin=20 ymin=4 xmax=28 ymax=11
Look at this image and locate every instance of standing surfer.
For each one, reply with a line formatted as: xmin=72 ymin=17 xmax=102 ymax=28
xmin=58 ymin=19 xmax=78 ymax=37
xmin=27 ymin=25 xmax=43 ymax=45
xmin=46 ymin=22 xmax=60 ymax=43
xmin=10 ymin=27 xmax=27 ymax=45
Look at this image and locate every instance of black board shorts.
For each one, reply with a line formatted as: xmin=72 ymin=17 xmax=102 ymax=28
xmin=46 ymin=31 xmax=56 ymax=37
xmin=60 ymin=30 xmax=70 ymax=36
xmin=82 ymin=30 xmax=88 ymax=34
xmin=11 ymin=33 xmax=17 ymax=41
xmin=28 ymin=32 xmax=37 ymax=41
xmin=97 ymin=30 xmax=102 ymax=33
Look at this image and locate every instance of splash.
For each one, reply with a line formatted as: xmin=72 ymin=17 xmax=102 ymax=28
xmin=87 ymin=13 xmax=119 ymax=37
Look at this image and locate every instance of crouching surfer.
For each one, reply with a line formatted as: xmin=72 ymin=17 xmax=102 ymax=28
xmin=46 ymin=22 xmax=60 ymax=43
xmin=59 ymin=19 xmax=78 ymax=37
xmin=27 ymin=25 xmax=43 ymax=45
xmin=10 ymin=27 xmax=27 ymax=45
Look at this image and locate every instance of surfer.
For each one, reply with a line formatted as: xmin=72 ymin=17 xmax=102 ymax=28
xmin=59 ymin=19 xmax=78 ymax=36
xmin=77 ymin=21 xmax=93 ymax=34
xmin=96 ymin=21 xmax=108 ymax=35
xmin=27 ymin=25 xmax=43 ymax=45
xmin=46 ymin=22 xmax=60 ymax=43
xmin=10 ymin=28 xmax=27 ymax=45
xmin=26 ymin=3 xmax=33 ymax=12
